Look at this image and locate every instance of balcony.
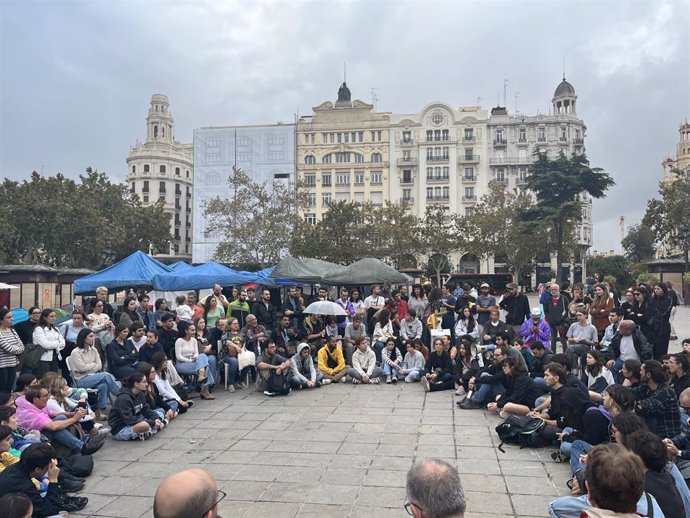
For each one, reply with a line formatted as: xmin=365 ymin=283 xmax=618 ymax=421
xmin=574 ymin=138 xmax=584 ymax=145
xmin=458 ymin=155 xmax=480 ymax=164
xmin=462 ymin=195 xmax=477 ymax=203
xmin=426 ymin=175 xmax=449 ymax=183
xmin=461 ymin=175 xmax=477 ymax=184
xmin=401 ymin=197 xmax=415 ymax=204
xmin=427 ymin=195 xmax=450 ymax=203
xmin=462 ymin=136 xmax=476 ymax=143
xmin=400 ymin=177 xmax=414 ymax=185
xmin=492 ymin=178 xmax=509 ymax=185
xmin=400 ymin=139 xmax=414 ymax=146
xmin=517 ymin=138 xmax=528 ymax=146
xmin=426 ymin=155 xmax=449 ymax=162
xmin=397 ymin=157 xmax=418 ymax=166
xmin=493 ymin=139 xmax=507 ymax=147
xmin=422 ymin=137 xmax=453 ymax=144
xmin=489 ymin=156 xmax=533 ymax=165
xmin=516 ymin=178 xmax=529 ymax=186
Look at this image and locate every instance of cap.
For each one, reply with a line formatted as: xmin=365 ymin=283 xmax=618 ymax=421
xmin=530 ymin=307 xmax=542 ymax=317
xmin=480 ymin=283 xmax=490 ymax=288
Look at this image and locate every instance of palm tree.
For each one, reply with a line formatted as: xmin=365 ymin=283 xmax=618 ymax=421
xmin=519 ymin=151 xmax=614 ymax=281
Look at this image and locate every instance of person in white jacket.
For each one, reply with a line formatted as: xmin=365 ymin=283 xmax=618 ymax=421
xmin=348 ymin=337 xmax=383 ymax=384
xmin=32 ymin=309 xmax=65 ymax=379
xmin=399 ymin=341 xmax=426 ymax=383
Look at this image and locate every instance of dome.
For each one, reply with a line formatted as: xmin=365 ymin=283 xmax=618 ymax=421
xmin=554 ymin=78 xmax=575 ymax=97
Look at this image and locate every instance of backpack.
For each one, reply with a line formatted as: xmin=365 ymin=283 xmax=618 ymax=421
xmin=495 ymin=414 xmax=546 ymax=452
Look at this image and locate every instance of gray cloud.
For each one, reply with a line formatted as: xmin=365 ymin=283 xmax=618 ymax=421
xmin=1 ymin=0 xmax=688 ymax=253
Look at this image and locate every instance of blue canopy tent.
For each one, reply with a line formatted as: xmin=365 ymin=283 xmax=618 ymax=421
xmin=251 ymin=267 xmax=296 ymax=286
xmin=151 ymin=262 xmax=257 ymax=291
xmin=73 ymin=251 xmax=173 ymax=295
xmin=169 ymin=261 xmax=193 ymax=272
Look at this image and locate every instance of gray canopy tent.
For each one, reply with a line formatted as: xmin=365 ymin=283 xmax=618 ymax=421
xmin=320 ymin=257 xmax=412 ymax=285
xmin=269 ymin=257 xmax=345 ymax=284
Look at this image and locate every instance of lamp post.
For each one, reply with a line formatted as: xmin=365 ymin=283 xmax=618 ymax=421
xmin=681 ymin=227 xmax=689 ymax=302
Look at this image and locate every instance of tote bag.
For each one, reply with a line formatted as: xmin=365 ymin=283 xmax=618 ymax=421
xmin=237 ymin=346 xmax=256 ymax=371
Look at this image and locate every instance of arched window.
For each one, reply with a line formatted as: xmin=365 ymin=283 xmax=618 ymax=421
xmin=323 ymin=154 xmax=332 ymax=164
xmin=305 ymin=155 xmax=316 ymax=165
xmin=175 ymin=167 xmax=181 ymax=176
xmin=371 ymin=152 xmax=382 ymax=163
xmin=160 ymin=165 xmax=166 ymax=173
xmin=161 ymin=127 xmax=165 ymax=137
xmin=153 ymin=125 xmax=158 ymax=138
xmin=144 ymin=164 xmax=150 ymax=173
xmin=354 ymin=153 xmax=364 ymax=163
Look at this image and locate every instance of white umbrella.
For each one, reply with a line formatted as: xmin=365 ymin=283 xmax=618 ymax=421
xmin=303 ymin=300 xmax=347 ymax=316
xmin=0 ymin=283 xmax=19 ymax=290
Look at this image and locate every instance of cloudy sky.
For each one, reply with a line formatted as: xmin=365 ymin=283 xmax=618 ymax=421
xmin=1 ymin=0 xmax=688 ymax=253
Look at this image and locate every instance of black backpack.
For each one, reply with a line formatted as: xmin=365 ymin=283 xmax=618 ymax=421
xmin=495 ymin=414 xmax=546 ymax=452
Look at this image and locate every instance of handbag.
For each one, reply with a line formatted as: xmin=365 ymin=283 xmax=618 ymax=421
xmin=22 ymin=343 xmax=45 ymax=370
xmin=237 ymin=346 xmax=256 ymax=371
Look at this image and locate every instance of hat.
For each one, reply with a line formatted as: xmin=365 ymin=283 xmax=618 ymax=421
xmin=480 ymin=283 xmax=490 ymax=288
xmin=530 ymin=307 xmax=542 ymax=318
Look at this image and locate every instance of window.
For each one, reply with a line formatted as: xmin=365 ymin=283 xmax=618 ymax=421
xmin=343 ymin=133 xmax=349 ymax=143
xmin=371 ymin=152 xmax=382 ymax=163
xmin=442 ymin=186 xmax=449 ymax=199
xmin=354 ymin=172 xmax=364 ymax=185
xmin=464 ymin=187 xmax=474 ymax=198
xmin=402 ymin=170 xmax=412 ymax=183
xmin=335 ymin=152 xmax=350 ymax=163
xmin=354 ymin=153 xmax=364 ymax=163
xmin=159 ymin=181 xmax=166 ymax=193
xmin=322 ymin=133 xmax=328 ymax=143
xmin=426 ymin=130 xmax=433 ymax=142
xmin=464 ymin=167 xmax=474 ymax=179
xmin=143 ymin=195 xmax=148 ymax=203
xmin=130 ymin=182 xmax=135 ymax=194
xmin=142 ymin=180 xmax=149 ymax=192
xmin=370 ymin=192 xmax=382 ymax=205
xmin=186 ymin=170 xmax=190 ymax=179
xmin=519 ymin=128 xmax=526 ymax=142
xmin=442 ymin=147 xmax=449 ymax=159
xmin=427 ymin=149 xmax=433 ymax=159
xmin=464 ymin=149 xmax=474 ymax=159
xmin=305 ymin=155 xmax=316 ymax=165
xmin=464 ymin=129 xmax=474 ymax=141
xmin=442 ymin=166 xmax=449 ymax=178
xmin=434 ymin=130 xmax=441 ymax=141
xmin=354 ymin=192 xmax=365 ymax=203
xmin=465 ymin=208 xmax=474 ymax=218
xmin=322 ymin=173 xmax=332 ymax=187
xmin=175 ymin=167 xmax=180 ymax=176
xmin=159 ymin=165 xmax=166 ymax=173
xmin=426 ymin=167 xmax=433 ymax=178
xmin=442 ymin=129 xmax=449 ymax=141
xmin=351 ymin=132 xmax=357 ymax=142
xmin=304 ymin=174 xmax=316 ymax=186
xmin=322 ymin=192 xmax=332 ymax=205
xmin=403 ymin=189 xmax=412 ymax=200
xmin=131 ymin=165 xmax=136 ymax=173
xmin=426 ymin=187 xmax=433 ymax=200
xmin=538 ymin=127 xmax=546 ymax=141
xmin=144 ymin=164 xmax=150 ymax=173
xmin=371 ymin=172 xmax=382 ymax=184
xmin=358 ymin=132 xmax=364 ymax=142
xmin=402 ymin=131 xmax=411 ymax=143
xmin=575 ymin=129 xmax=581 ymax=140
xmin=323 ymin=154 xmax=332 ymax=164
xmin=154 ymin=125 xmax=158 ymax=138
xmin=336 ymin=192 xmax=349 ymax=202
xmin=305 ymin=213 xmax=317 ymax=225
xmin=336 ymin=173 xmax=350 ymax=185
xmin=560 ymin=127 xmax=567 ymax=140
xmin=377 ymin=131 xmax=382 ymax=142
xmin=329 ymin=133 xmax=335 ymax=143
xmin=495 ymin=129 xmax=504 ymax=143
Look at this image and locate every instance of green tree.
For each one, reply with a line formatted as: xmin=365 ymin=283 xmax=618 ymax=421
xmin=586 ymin=255 xmax=634 ymax=290
xmin=621 ymin=224 xmax=656 ymax=263
xmin=376 ymin=200 xmax=423 ymax=269
xmin=203 ymin=167 xmax=307 ymax=268
xmin=421 ymin=205 xmax=464 ymax=286
xmin=520 ymin=151 xmax=614 ymax=281
xmin=643 ymin=169 xmax=690 ymax=254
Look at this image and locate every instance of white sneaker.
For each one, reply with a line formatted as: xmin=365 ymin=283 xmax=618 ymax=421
xmin=322 ymin=379 xmax=332 ymax=385
xmin=341 ymin=377 xmax=347 ymax=383
xmin=455 ymin=386 xmax=466 ymax=397
xmin=352 ymin=379 xmax=362 ymax=385
xmin=499 ymin=410 xmax=508 ymax=419
xmin=263 ymin=390 xmax=277 ymax=397
xmin=227 ymin=384 xmax=236 ymax=393
xmin=385 ymin=375 xmax=392 ymax=384
xmin=420 ymin=377 xmax=430 ymax=392
xmin=372 ymin=378 xmax=380 ymax=384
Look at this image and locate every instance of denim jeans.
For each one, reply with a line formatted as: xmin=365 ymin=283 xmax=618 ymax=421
xmin=176 ymin=353 xmax=216 ymax=386
xmin=112 ymin=424 xmax=158 ymax=441
xmin=404 ymin=368 xmax=423 ymax=382
xmin=75 ymin=372 xmax=121 ymax=409
xmin=558 ymin=427 xmax=575 ymax=458
xmin=373 ymin=341 xmax=386 ymax=363
xmin=471 ymin=372 xmax=506 ymax=404
xmin=568 ymin=439 xmax=592 ymax=475
xmin=43 ymin=415 xmax=84 ymax=452
xmin=223 ymin=356 xmax=252 ymax=385
xmin=382 ymin=363 xmax=402 ymax=379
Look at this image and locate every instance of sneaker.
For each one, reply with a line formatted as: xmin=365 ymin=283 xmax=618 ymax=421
xmin=227 ymin=384 xmax=236 ymax=392
xmin=420 ymin=377 xmax=430 ymax=392
xmin=391 ymin=376 xmax=398 ymax=384
xmin=58 ymin=495 xmax=88 ymax=512
xmin=499 ymin=410 xmax=509 ymax=419
xmin=263 ymin=391 xmax=277 ymax=397
xmin=385 ymin=375 xmax=392 ymax=384
xmin=372 ymin=378 xmax=380 ymax=384
xmin=341 ymin=377 xmax=347 ymax=383
xmin=551 ymin=451 xmax=567 ymax=463
xmin=455 ymin=386 xmax=466 ymax=397
xmin=352 ymin=379 xmax=362 ymax=385
xmin=322 ymin=379 xmax=332 ymax=385
xmin=459 ymin=399 xmax=483 ymax=410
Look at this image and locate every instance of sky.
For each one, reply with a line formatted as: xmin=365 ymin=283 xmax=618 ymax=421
xmin=1 ymin=0 xmax=688 ymax=254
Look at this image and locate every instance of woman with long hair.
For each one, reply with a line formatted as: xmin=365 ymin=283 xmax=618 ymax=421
xmin=108 ymin=371 xmax=164 ymax=441
xmin=175 ymin=323 xmax=216 ymax=400
xmin=45 ymin=374 xmax=101 ymax=436
xmin=153 ymin=298 xmax=169 ymax=329
xmin=650 ymin=282 xmax=673 ymax=360
xmin=407 ymin=284 xmax=428 ymax=320
xmin=631 ymin=286 xmax=655 ymax=347
xmin=454 ymin=306 xmax=479 ymax=343
xmin=202 ymin=296 xmax=224 ymax=331
xmin=348 ymin=288 xmax=366 ymax=320
xmin=0 ymin=308 xmax=24 ymax=393
xmin=581 ymin=350 xmax=615 ymax=401
xmin=488 ymin=357 xmax=543 ymax=417
xmin=86 ymin=299 xmax=115 ymax=364
xmin=117 ymin=297 xmax=140 ymax=328
xmin=32 ymin=309 xmax=65 ymax=379
xmin=420 ymin=338 xmax=455 ymax=392
xmin=106 ymin=324 xmax=137 ymax=380
xmin=136 ymin=362 xmax=174 ymax=421
xmin=372 ymin=309 xmax=395 ymax=363
xmin=151 ymin=351 xmax=191 ymax=413
xmin=620 ymin=289 xmax=635 ymax=321
xmin=589 ymin=283 xmax=614 ymax=342
xmin=455 ymin=337 xmax=480 ymax=397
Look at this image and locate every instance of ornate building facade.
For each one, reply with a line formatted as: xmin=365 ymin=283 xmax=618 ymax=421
xmin=126 ymin=94 xmax=193 ymax=261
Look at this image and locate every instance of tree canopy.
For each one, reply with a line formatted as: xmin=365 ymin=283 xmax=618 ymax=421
xmin=643 ymin=169 xmax=690 ymax=254
xmin=621 ymin=224 xmax=656 ymax=263
xmin=0 ymin=169 xmax=171 ymax=269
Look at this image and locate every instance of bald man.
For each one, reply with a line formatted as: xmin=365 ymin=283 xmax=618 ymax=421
xmin=607 ymin=319 xmax=652 ymax=382
xmin=406 ymin=459 xmax=466 ymax=518
xmin=153 ymin=469 xmax=222 ymax=518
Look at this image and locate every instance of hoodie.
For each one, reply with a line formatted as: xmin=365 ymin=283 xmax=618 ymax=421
xmin=291 ymin=343 xmax=316 ymax=383
xmin=108 ymin=386 xmax=159 ymax=435
xmin=402 ymin=350 xmax=426 ymax=371
xmin=351 ymin=347 xmax=377 ymax=376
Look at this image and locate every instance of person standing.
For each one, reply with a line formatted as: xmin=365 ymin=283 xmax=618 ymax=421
xmin=666 ymin=281 xmax=680 ymax=341
xmin=499 ymin=283 xmax=531 ymax=339
xmin=31 ymin=309 xmax=65 ymax=379
xmin=13 ymin=306 xmax=40 ymax=348
xmin=543 ymin=283 xmax=569 ymax=352
xmin=0 ymin=309 xmax=23 ymax=393
xmin=589 ymin=283 xmax=614 ymax=342
xmin=474 ymin=283 xmax=496 ymax=328
xmin=650 ymin=282 xmax=673 ymax=361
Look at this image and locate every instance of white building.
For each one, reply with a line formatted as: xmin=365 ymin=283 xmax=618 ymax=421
xmin=126 ymin=94 xmax=193 ymax=261
xmin=192 ymin=124 xmax=295 ymax=263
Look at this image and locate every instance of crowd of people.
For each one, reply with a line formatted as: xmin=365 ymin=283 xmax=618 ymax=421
xmin=0 ymin=277 xmax=685 ymax=516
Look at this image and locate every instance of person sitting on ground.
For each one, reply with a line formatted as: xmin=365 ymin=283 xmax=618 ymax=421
xmin=0 ymin=492 xmax=33 ymax=518
xmin=0 ymin=425 xmax=20 ymax=472
xmin=371 ymin=309 xmax=395 ymax=364
xmin=565 ymin=308 xmax=598 ymax=373
xmin=421 ymin=338 xmax=456 ymax=393
xmin=459 ymin=346 xmax=510 ymax=409
xmin=70 ymin=328 xmax=120 ymax=421
xmin=400 ymin=340 xmax=426 ymax=383
xmin=289 ymin=342 xmax=323 ymax=390
xmin=136 ymin=362 xmax=176 ymax=422
xmin=174 ymin=295 xmax=193 ymax=324
xmin=151 ymin=352 xmax=191 ymax=414
xmin=605 ymin=319 xmax=652 ymax=383
xmin=513 ymin=337 xmax=535 ymax=372
xmin=400 ymin=309 xmax=423 ymax=343
xmin=138 ymin=329 xmax=185 ymax=388
xmin=519 ymin=307 xmax=551 ymax=350
xmin=106 ymin=324 xmax=138 ymax=380
xmin=455 ymin=337 xmax=480 ymax=397
xmin=45 ymin=374 xmax=104 ymax=438
xmin=175 ymin=322 xmax=215 ymax=400
xmin=495 ymin=331 xmax=528 ymax=373
xmin=481 ymin=308 xmax=507 ymax=345
xmin=669 ymin=352 xmax=690 ymax=399
xmin=153 ymin=468 xmax=222 ymax=518
xmin=108 ymin=371 xmax=164 ymax=441
xmin=256 ymin=339 xmax=292 ymax=396
xmin=0 ymin=443 xmax=65 ymax=518
xmin=529 ymin=342 xmax=554 ymax=384
xmin=632 ymin=359 xmax=680 ymax=439
xmin=347 ymin=336 xmax=382 ymax=385
xmin=317 ymin=336 xmax=348 ymax=384
xmin=405 ymin=458 xmax=466 ymax=518
xmin=488 ymin=357 xmax=545 ymax=418
xmin=620 ymin=359 xmax=642 ymax=389
xmin=12 ymin=375 xmax=37 ymax=401
xmin=581 ymin=350 xmax=615 ymax=402
xmin=382 ymin=338 xmax=403 ymax=384
xmin=15 ymin=385 xmax=105 ymax=456
xmin=0 ymin=406 xmax=40 ymax=453
xmin=126 ymin=322 xmax=147 ymax=353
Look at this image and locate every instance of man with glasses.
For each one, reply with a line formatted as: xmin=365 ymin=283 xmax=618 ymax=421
xmin=154 ymin=468 xmax=225 ymax=518
xmin=499 ymin=283 xmax=531 ymax=340
xmin=459 ymin=346 xmax=509 ymax=410
xmin=405 ymin=458 xmax=466 ymax=518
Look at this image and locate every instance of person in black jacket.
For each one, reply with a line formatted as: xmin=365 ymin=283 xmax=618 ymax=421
xmin=252 ymin=289 xmax=275 ymax=337
xmin=0 ymin=443 xmax=63 ymax=517
xmin=650 ymin=283 xmax=673 ymax=360
xmin=668 ymin=353 xmax=690 ymax=399
xmin=106 ymin=324 xmax=138 ymax=380
xmin=488 ymin=357 xmax=545 ymax=417
xmin=605 ymin=320 xmax=652 ymax=383
xmin=420 ymin=338 xmax=455 ymax=393
xmin=529 ymin=341 xmax=554 ymax=381
xmin=459 ymin=346 xmax=509 ymax=409
xmin=499 ymin=283 xmax=530 ymax=339
xmin=156 ymin=314 xmax=178 ymax=362
xmin=542 ymin=283 xmax=570 ymax=352
xmin=108 ymin=372 xmax=164 ymax=441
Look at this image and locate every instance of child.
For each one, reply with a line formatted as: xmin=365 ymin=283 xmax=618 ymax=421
xmin=382 ymin=338 xmax=403 ymax=383
xmin=175 ymin=295 xmax=193 ymax=323
xmin=399 ymin=340 xmax=425 ymax=383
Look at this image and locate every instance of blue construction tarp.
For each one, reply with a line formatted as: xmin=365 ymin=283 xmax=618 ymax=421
xmin=152 ymin=262 xmax=258 ymax=291
xmin=169 ymin=261 xmax=193 ymax=271
xmin=73 ymin=251 xmax=173 ymax=294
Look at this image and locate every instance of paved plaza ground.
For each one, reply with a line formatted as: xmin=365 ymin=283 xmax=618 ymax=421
xmin=74 ymin=305 xmax=689 ymax=518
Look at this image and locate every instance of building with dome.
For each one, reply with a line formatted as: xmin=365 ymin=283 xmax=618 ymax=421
xmin=126 ymin=94 xmax=194 ymax=261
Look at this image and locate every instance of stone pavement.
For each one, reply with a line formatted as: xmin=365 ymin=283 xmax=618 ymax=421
xmin=73 ymin=304 xmax=689 ymax=518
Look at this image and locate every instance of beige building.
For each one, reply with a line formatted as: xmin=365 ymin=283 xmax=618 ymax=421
xmin=662 ymin=121 xmax=690 ymax=183
xmin=126 ymin=94 xmax=194 ymax=261
xmin=296 ymin=83 xmax=390 ymax=223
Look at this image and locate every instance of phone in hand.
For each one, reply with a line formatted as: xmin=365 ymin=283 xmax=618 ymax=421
xmin=77 ymin=401 xmax=88 ymax=409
